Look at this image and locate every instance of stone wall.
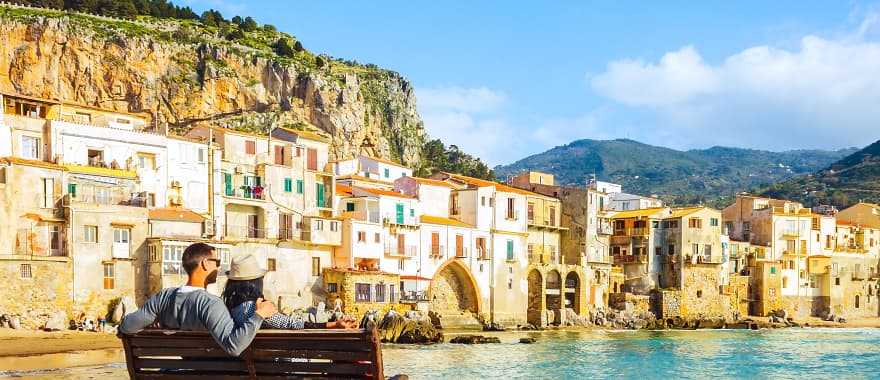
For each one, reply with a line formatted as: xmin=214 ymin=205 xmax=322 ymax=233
xmin=831 ymin=277 xmax=879 ymax=319
xmin=653 ymin=290 xmax=682 ymax=319
xmin=678 ymin=265 xmax=731 ymax=320
xmin=0 ymin=257 xmax=73 ymax=329
xmin=323 ymin=270 xmax=410 ymax=320
xmin=727 ymin=274 xmax=750 ymax=318
xmin=780 ymin=296 xmax=828 ymax=319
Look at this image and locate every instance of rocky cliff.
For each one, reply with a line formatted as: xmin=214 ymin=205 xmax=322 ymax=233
xmin=0 ymin=5 xmax=426 ymax=166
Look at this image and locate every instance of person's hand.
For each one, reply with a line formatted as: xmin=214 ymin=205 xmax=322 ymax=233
xmin=326 ymin=318 xmax=359 ymax=329
xmin=255 ymin=298 xmax=277 ymax=319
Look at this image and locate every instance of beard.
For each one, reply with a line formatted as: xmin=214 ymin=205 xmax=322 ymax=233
xmin=205 ymin=269 xmax=219 ymax=285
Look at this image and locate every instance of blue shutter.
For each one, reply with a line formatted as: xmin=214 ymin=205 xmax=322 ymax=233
xmin=316 ymin=183 xmax=325 ymax=207
xmin=396 ymin=204 xmax=404 ymax=224
xmin=506 ymin=240 xmax=514 ymax=261
xmin=296 ymin=180 xmax=304 ymax=194
xmin=284 ymin=178 xmax=292 ymax=192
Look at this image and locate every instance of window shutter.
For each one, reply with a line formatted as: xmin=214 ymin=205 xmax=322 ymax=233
xmin=396 ymin=204 xmax=404 ymax=224
xmin=316 ymin=183 xmax=325 ymax=207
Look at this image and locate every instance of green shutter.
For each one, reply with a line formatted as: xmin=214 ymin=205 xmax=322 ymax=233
xmin=255 ymin=176 xmax=262 ymax=186
xmin=346 ymin=202 xmax=355 ymax=212
xmin=410 ymin=208 xmax=414 ymax=217
xmin=384 ymin=168 xmax=390 ymax=178
xmin=316 ymin=183 xmax=325 ymax=207
xmin=224 ymin=173 xmax=233 ymax=196
xmin=396 ymin=203 xmax=404 ymax=224
xmin=296 ymin=180 xmax=303 ymax=194
xmin=506 ymin=240 xmax=514 ymax=260
xmin=284 ymin=178 xmax=292 ymax=192
xmin=68 ymin=183 xmax=77 ymax=198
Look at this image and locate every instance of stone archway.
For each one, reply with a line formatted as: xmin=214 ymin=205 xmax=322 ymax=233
xmin=428 ymin=259 xmax=481 ymax=326
xmin=565 ymin=272 xmax=581 ymax=314
xmin=527 ymin=269 xmax=544 ymax=326
xmin=546 ymin=270 xmax=562 ymax=324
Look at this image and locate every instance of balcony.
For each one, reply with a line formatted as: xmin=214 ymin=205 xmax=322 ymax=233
xmin=684 ymin=255 xmax=723 ymax=265
xmin=585 ymin=252 xmax=611 ymax=264
xmin=428 ymin=245 xmax=446 ymax=258
xmin=781 ymin=230 xmax=801 ymax=240
xmin=229 ymin=185 xmax=266 ymax=201
xmin=613 ymin=254 xmax=647 ymax=264
xmin=225 ymin=224 xmax=267 ymax=239
xmin=505 ymin=210 xmax=521 ymax=221
xmin=475 ymin=247 xmax=491 ymax=260
xmin=278 ymin=228 xmax=304 ymax=241
xmin=597 ymin=223 xmax=613 ymax=235
xmin=63 ymin=193 xmax=148 ymax=208
xmin=385 ymin=243 xmax=418 ymax=258
xmin=454 ymin=246 xmax=469 ymax=259
xmin=382 ymin=216 xmax=419 ymax=228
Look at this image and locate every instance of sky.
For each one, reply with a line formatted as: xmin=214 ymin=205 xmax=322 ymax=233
xmin=181 ymin=1 xmax=880 ymax=166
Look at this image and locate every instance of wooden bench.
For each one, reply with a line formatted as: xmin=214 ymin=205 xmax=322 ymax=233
xmin=120 ymin=328 xmax=385 ymax=379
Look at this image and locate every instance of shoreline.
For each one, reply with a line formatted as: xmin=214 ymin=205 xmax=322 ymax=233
xmin=3 ymin=316 xmax=879 ymax=357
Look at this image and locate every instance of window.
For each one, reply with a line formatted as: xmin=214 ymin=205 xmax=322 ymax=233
xmin=83 ymin=225 xmax=98 ymax=243
xmin=398 ymin=260 xmax=404 ymax=270
xmin=614 ymin=220 xmax=625 ymax=230
xmin=835 ymin=277 xmax=841 ymax=286
xmin=163 ymin=246 xmax=184 ymax=275
xmin=267 ymin=258 xmax=277 ymax=272
xmin=375 ymin=284 xmax=386 ymax=302
xmin=316 ymin=183 xmax=325 ymax=207
xmin=330 ymin=221 xmax=339 ymax=232
xmin=612 ymin=246 xmax=621 ymax=255
xmin=782 ymin=277 xmax=788 ymax=288
xmin=395 ymin=203 xmax=405 ymax=224
xmin=689 ymin=218 xmax=703 ymax=228
xmin=506 ymin=239 xmax=514 ymax=261
xmin=527 ymin=203 xmax=535 ymax=222
xmin=245 ymin=140 xmax=256 ymax=155
xmin=197 ymin=148 xmax=207 ymax=163
xmin=68 ymin=183 xmax=77 ymax=198
xmin=346 ymin=202 xmax=355 ymax=212
xmin=0 ymin=167 xmax=5 ymax=184
xmin=103 ymin=263 xmax=115 ymax=290
xmin=87 ymin=149 xmax=104 ymax=166
xmin=311 ymin=257 xmax=321 ymax=276
xmin=20 ymin=264 xmax=32 ymax=279
xmin=410 ymin=208 xmax=415 ymax=217
xmin=704 ymin=244 xmax=712 ymax=257
xmin=655 ymin=247 xmax=662 ymax=256
xmin=295 ymin=179 xmax=303 ymax=194
xmin=481 ymin=196 xmax=486 ymax=206
xmin=113 ymin=228 xmax=130 ymax=244
xmin=788 ymin=260 xmax=795 ymax=270
xmin=316 ymin=220 xmax=324 ymax=231
xmin=137 ymin=153 xmax=156 ymax=170
xmin=384 ymin=168 xmax=390 ymax=178
xmin=21 ymin=136 xmax=40 ymax=159
xmin=431 ymin=232 xmax=440 ymax=256
xmin=374 ymin=233 xmax=380 ymax=243
xmin=284 ymin=178 xmax=293 ymax=192
xmin=327 ymin=283 xmax=338 ymax=293
xmin=355 ymin=283 xmax=371 ymax=302
xmin=692 ymin=243 xmax=699 ymax=256
xmin=668 ymin=244 xmax=675 ymax=256
xmin=224 ymin=173 xmax=234 ymax=196
xmin=507 ymin=198 xmax=516 ymax=219
xmin=770 ymin=266 xmax=777 ymax=274
xmin=358 ymin=231 xmax=366 ymax=242
xmin=710 ymin=218 xmax=719 ymax=227
xmin=42 ymin=178 xmax=54 ymax=208
xmin=696 ymin=290 xmax=703 ymax=298
xmin=218 ymin=248 xmax=231 ymax=274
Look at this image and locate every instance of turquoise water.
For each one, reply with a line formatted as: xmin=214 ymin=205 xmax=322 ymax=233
xmin=5 ymin=328 xmax=880 ymax=379
xmin=382 ymin=329 xmax=880 ymax=379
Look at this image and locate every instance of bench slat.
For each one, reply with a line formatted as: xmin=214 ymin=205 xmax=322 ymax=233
xmin=253 ymin=361 xmax=375 ymax=376
xmin=251 ymin=340 xmax=374 ymax=351
xmin=135 ymin=358 xmax=248 ymax=371
xmin=133 ymin=347 xmax=231 ymax=358
xmin=251 ymin=349 xmax=373 ymax=362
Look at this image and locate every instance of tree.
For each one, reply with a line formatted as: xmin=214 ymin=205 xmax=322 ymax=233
xmin=272 ymin=38 xmax=295 ymax=57
xmin=200 ymin=9 xmax=224 ymax=27
xmin=226 ymin=28 xmax=245 ymax=41
xmin=241 ymin=16 xmax=258 ymax=32
xmin=231 ymin=15 xmax=243 ymax=25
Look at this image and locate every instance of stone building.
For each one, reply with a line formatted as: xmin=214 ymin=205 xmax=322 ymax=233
xmin=608 ymin=207 xmax=671 ymax=293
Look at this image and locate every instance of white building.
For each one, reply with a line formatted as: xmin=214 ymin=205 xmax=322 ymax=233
xmin=165 ymin=136 xmax=210 ymax=214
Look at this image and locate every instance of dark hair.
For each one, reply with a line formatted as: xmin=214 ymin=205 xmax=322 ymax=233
xmin=222 ymin=277 xmax=265 ymax=310
xmin=182 ymin=243 xmax=215 ymax=275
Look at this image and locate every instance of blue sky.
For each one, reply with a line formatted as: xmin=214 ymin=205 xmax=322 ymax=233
xmin=181 ymin=1 xmax=880 ymax=166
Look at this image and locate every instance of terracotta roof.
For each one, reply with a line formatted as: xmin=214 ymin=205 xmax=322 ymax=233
xmin=667 ymin=206 xmax=707 ymax=219
xmin=336 ymin=184 xmax=354 ymax=197
xmin=412 ymin=177 xmax=457 ymax=189
xmin=359 ymin=155 xmax=408 ymax=169
xmin=149 ymin=207 xmax=206 ymax=223
xmin=401 ymin=275 xmax=432 ymax=281
xmin=0 ymin=157 xmax=66 ymax=171
xmin=353 ymin=186 xmax=416 ymax=199
xmin=167 ymin=134 xmax=208 ymax=144
xmin=420 ymin=215 xmax=473 ymax=228
xmin=210 ymin=126 xmax=269 ymax=139
xmin=276 ymin=126 xmax=331 ymax=144
xmin=337 ymin=174 xmax=392 ymax=186
xmin=608 ymin=207 xmax=668 ymax=219
xmin=440 ymin=172 xmax=537 ymax=196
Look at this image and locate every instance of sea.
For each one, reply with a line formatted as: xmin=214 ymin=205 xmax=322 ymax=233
xmin=3 ymin=328 xmax=880 ymax=379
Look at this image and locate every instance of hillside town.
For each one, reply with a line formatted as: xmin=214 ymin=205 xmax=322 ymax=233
xmin=1 ymin=91 xmax=879 ymax=332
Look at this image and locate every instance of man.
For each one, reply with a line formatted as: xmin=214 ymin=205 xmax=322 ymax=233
xmin=119 ymin=243 xmax=277 ymax=356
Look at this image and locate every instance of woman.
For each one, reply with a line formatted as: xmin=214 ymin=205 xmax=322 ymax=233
xmin=223 ymin=253 xmax=357 ymax=329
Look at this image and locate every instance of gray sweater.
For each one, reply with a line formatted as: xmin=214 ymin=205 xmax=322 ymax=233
xmin=119 ymin=287 xmax=264 ymax=357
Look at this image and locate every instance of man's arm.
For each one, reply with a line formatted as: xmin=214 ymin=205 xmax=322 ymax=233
xmin=119 ymin=290 xmax=166 ymax=335
xmin=199 ymin=296 xmax=265 ymax=357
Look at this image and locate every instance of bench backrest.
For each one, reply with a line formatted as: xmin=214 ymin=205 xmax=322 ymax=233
xmin=120 ymin=328 xmax=384 ymax=379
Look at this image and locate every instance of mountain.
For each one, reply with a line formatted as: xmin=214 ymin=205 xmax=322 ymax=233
xmin=494 ymin=138 xmax=858 ymax=206
xmin=761 ymin=140 xmax=880 ymax=208
xmin=0 ymin=2 xmax=493 ymax=179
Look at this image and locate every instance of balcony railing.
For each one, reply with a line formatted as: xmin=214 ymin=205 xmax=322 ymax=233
xmin=684 ymin=255 xmax=723 ymax=265
xmin=63 ymin=193 xmax=148 ymax=207
xmin=585 ymin=252 xmax=611 ymax=264
xmin=476 ymin=248 xmax=491 ymax=260
xmin=225 ymin=224 xmax=267 ymax=239
xmin=399 ymin=291 xmax=429 ymax=303
xmin=428 ymin=245 xmax=446 ymax=258
xmin=613 ymin=227 xmax=650 ymax=236
xmin=228 ymin=185 xmax=266 ymax=200
xmin=385 ymin=244 xmax=417 ymax=257
xmin=597 ymin=223 xmax=613 ymax=235
xmin=613 ymin=254 xmax=647 ymax=264
xmin=278 ymin=228 xmax=304 ymax=240
xmin=454 ymin=247 xmax=469 ymax=258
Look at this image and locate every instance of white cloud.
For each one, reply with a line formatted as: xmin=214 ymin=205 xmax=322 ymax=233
xmin=590 ymin=13 xmax=880 ymax=151
xmin=417 ymin=86 xmax=506 ymax=114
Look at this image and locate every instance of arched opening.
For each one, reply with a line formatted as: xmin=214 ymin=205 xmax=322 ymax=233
xmin=565 ymin=272 xmax=581 ymax=314
xmin=546 ymin=270 xmax=562 ymax=325
xmin=428 ymin=260 xmax=481 ymax=327
xmin=527 ymin=269 xmax=544 ymax=326
xmin=855 ymin=295 xmax=860 ymax=309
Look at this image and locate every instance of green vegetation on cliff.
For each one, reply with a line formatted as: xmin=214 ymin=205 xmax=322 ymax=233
xmin=761 ymin=140 xmax=880 ymax=208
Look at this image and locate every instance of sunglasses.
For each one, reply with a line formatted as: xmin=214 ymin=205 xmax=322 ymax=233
xmin=205 ymin=258 xmax=221 ymax=266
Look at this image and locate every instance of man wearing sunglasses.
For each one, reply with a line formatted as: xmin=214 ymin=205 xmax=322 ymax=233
xmin=119 ymin=243 xmax=277 ymax=356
